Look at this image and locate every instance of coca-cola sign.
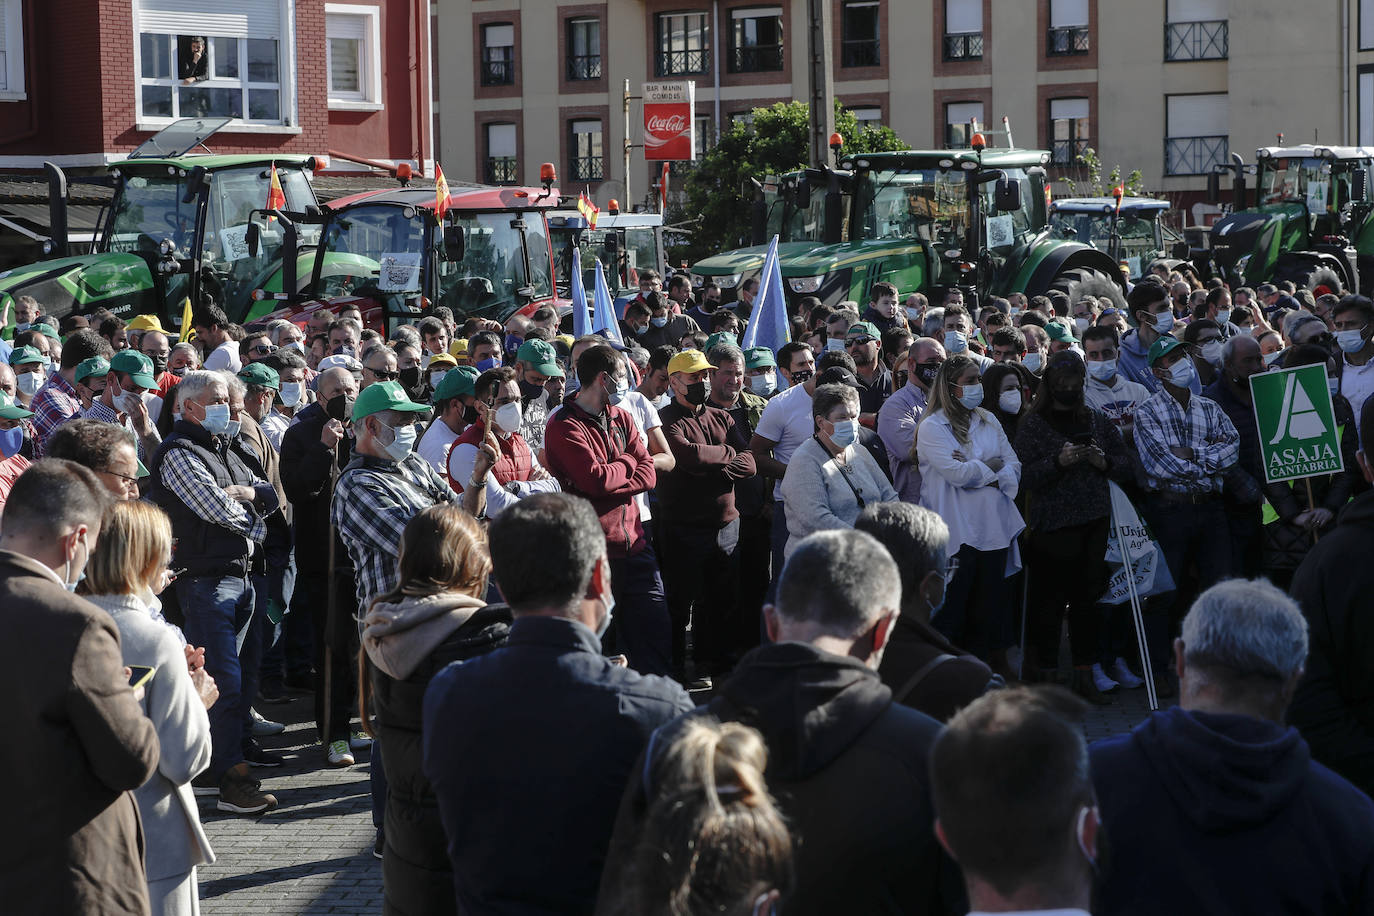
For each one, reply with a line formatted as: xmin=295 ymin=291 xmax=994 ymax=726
xmin=643 ymin=80 xmax=696 ymax=162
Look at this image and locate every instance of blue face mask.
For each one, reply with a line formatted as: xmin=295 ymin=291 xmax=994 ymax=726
xmin=0 ymin=426 xmax=22 ymax=459
xmin=504 ymin=334 xmax=523 ymax=355
xmin=650 ymin=316 xmax=668 ymax=328
xmin=606 ymin=373 xmax=629 ymax=406
xmin=201 ymin=403 xmax=231 ymax=435
xmin=828 ymin=417 xmax=860 ymax=449
xmin=474 ymin=357 xmax=501 ymax=373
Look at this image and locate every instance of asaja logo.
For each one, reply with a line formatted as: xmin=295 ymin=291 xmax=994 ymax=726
xmin=1250 ymin=364 xmax=1344 ymax=484
xmin=1267 ymin=371 xmax=1328 ymax=443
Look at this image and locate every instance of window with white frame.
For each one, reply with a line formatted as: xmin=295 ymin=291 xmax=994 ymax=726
xmin=945 ymin=100 xmax=983 ymax=148
xmin=1165 ymin=93 xmax=1228 ymax=175
xmin=850 ymin=107 xmax=883 ymax=128
xmin=136 ymin=0 xmax=289 ymax=124
xmin=0 ymin=0 xmax=26 ymax=97
xmin=1048 ymin=97 xmax=1089 ymax=164
xmin=481 ymin=23 xmax=515 ymax=86
xmin=326 ymin=5 xmax=381 ymax=107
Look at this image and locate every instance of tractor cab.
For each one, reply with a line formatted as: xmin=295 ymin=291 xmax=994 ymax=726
xmin=1049 ymin=197 xmax=1177 ymax=279
xmin=549 ymin=208 xmax=665 ymax=301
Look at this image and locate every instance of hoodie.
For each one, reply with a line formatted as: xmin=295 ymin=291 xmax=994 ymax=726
xmin=1090 ymin=707 xmax=1374 ymax=915
xmin=1117 ymin=328 xmax=1200 ymax=395
xmin=362 ymin=592 xmax=487 ymax=681
xmin=598 ymin=641 xmax=962 ymax=916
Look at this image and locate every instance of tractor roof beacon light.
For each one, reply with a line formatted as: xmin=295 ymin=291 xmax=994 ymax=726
xmin=540 ymin=163 xmax=557 ymax=190
xmin=971 ymin=133 xmax=986 ymax=152
xmin=608 ymin=199 xmax=620 ymax=215
xmin=829 ymin=132 xmax=844 ymax=164
xmin=395 ymin=162 xmax=413 ymax=187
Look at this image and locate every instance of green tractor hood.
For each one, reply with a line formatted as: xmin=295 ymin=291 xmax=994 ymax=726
xmin=0 ymin=252 xmax=157 ymax=325
xmin=1208 ymin=202 xmax=1307 ymax=285
xmin=778 ymin=239 xmax=930 ymax=305
xmin=691 ymin=241 xmax=820 ymax=289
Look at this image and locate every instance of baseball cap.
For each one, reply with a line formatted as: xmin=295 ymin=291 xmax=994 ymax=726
xmin=667 ymin=349 xmax=715 ymax=376
xmin=704 ymin=332 xmax=737 ymax=353
xmin=7 ymin=345 xmax=43 ymax=367
xmin=1045 ymin=321 xmax=1076 ymax=343
xmin=450 ymin=338 xmax=469 ymax=357
xmin=317 ymin=354 xmax=363 ymax=375
xmin=744 ymin=346 xmax=776 ymax=370
xmin=434 ymin=365 xmax=480 ymax=400
xmin=846 ymin=321 xmax=881 ymax=340
xmin=427 ymin=352 xmax=459 ymax=369
xmin=516 ymin=339 xmax=565 ymax=378
xmin=126 ymin=314 xmax=171 ymax=335
xmin=0 ymin=391 xmax=32 ymax=420
xmin=351 ymin=380 xmax=429 ymax=422
xmin=815 ymin=366 xmax=862 ymax=390
xmin=75 ymin=357 xmax=110 ymax=384
xmin=238 ymin=362 xmax=281 ymax=390
xmin=109 ymin=350 xmax=158 ymax=389
xmin=1147 ymin=336 xmax=1187 ymax=366
xmin=32 ymin=323 xmax=59 ymax=341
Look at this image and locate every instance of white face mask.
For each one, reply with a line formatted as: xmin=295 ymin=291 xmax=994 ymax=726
xmin=430 ymin=370 xmax=449 ymax=389
xmin=1167 ymin=358 xmax=1196 ymax=389
xmin=748 ymin=372 xmax=777 ymax=397
xmin=998 ymin=388 xmax=1022 ymax=414
xmin=1074 ymin=317 xmax=1091 ymax=334
xmin=15 ymin=371 xmax=40 ymax=397
xmin=201 ymin=402 xmax=231 ymax=435
xmin=957 ymin=382 xmax=984 ymax=409
xmin=380 ymin=420 xmax=418 ymax=460
xmin=944 ymin=330 xmax=968 ymax=354
xmin=1201 ymin=341 xmax=1223 ymax=367
xmin=1086 ymin=358 xmax=1117 ymax=382
xmin=1214 ymin=308 xmax=1232 ymax=326
xmin=824 ymin=337 xmax=846 ymax=352
xmin=225 ymin=419 xmax=242 ymax=439
xmin=1337 ymin=327 xmax=1368 ymax=354
xmin=493 ymin=400 xmax=523 ymax=434
xmin=905 ymin=306 xmax=923 ymax=321
xmin=279 ymin=381 xmax=305 ymax=408
xmin=1153 ymin=312 xmax=1175 ymax=334
xmin=1023 ymin=351 xmax=1043 ymax=373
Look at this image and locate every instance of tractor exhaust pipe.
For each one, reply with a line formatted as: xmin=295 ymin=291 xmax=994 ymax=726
xmin=44 ymin=161 xmax=68 ymax=259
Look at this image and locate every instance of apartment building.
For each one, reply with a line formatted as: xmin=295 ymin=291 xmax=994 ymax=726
xmin=437 ymin=0 xmax=1374 ymax=213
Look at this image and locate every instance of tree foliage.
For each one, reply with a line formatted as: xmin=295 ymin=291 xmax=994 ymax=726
xmin=675 ymin=100 xmax=905 ymax=263
xmin=1058 ymin=147 xmax=1148 ymax=198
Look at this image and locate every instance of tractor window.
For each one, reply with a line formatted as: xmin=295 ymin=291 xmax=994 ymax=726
xmin=624 ymin=227 xmax=660 ymax=283
xmin=523 ymin=213 xmax=553 ymax=299
xmin=436 ymin=212 xmax=529 ymax=321
xmin=783 ymin=188 xmax=828 ymax=243
xmin=860 ymin=168 xmax=966 ymax=244
xmin=1259 ymin=158 xmax=1327 ymax=207
xmin=106 ymin=175 xmax=197 ymax=256
xmin=315 ymin=204 xmax=426 ymax=300
xmin=979 ymin=168 xmax=1033 ymax=251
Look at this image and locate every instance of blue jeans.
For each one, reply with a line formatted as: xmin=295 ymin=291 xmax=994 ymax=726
xmin=177 ymin=573 xmax=255 ymax=780
xmin=608 ymin=544 xmax=672 ymax=676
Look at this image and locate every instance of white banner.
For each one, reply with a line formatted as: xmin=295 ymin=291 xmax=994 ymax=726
xmin=1101 ymin=482 xmax=1175 ymax=605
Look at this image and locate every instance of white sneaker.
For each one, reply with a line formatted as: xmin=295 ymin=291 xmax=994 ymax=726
xmin=1091 ymin=663 xmax=1120 ymax=694
xmin=326 ymin=740 xmax=355 ymax=767
xmin=1111 ymin=657 xmax=1146 ymax=690
xmin=349 ymin=731 xmax=373 ymax=751
xmin=250 ymin=709 xmax=285 ymax=737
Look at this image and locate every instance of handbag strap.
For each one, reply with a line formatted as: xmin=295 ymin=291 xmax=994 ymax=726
xmin=814 ymin=434 xmax=865 ymax=508
xmin=892 ymin=653 xmax=958 ymax=704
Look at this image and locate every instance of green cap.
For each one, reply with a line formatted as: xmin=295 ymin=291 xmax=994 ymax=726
xmin=744 ymin=346 xmax=776 ymax=370
xmin=32 ymin=323 xmax=58 ymax=341
xmin=7 ymin=345 xmax=42 ymax=367
xmin=434 ymin=365 xmax=480 ymax=401
xmin=351 ymin=380 xmax=429 ymax=422
xmin=847 ymin=321 xmax=881 ymax=340
xmin=0 ymin=391 xmax=32 ymax=420
xmin=515 ymin=339 xmax=565 ymax=378
xmin=136 ymin=457 xmax=150 ymax=478
xmin=704 ymin=331 xmax=738 ymax=353
xmin=109 ymin=350 xmax=158 ymax=389
xmin=1147 ymin=335 xmax=1187 ymax=366
xmin=237 ymin=362 xmax=281 ymax=390
xmin=1045 ymin=320 xmax=1076 ymax=343
xmin=75 ymin=357 xmax=110 ymax=384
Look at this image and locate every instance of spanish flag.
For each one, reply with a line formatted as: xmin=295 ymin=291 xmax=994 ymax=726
xmin=266 ymin=163 xmax=286 ymax=211
xmin=436 ymin=165 xmax=452 ymax=220
xmin=577 ymin=192 xmax=599 ymax=229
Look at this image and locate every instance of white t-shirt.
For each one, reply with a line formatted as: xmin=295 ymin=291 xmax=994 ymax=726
xmin=1341 ymin=356 xmax=1374 ymax=439
xmin=417 ymin=419 xmax=461 ymax=476
xmin=203 ymin=340 xmax=241 ymax=373
xmin=755 ymin=382 xmax=815 ymax=500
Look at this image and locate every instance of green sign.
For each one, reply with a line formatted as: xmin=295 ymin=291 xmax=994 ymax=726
xmin=1250 ymin=364 xmax=1345 ymax=484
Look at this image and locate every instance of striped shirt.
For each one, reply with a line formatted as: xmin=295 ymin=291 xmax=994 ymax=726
xmin=1134 ymin=388 xmax=1240 ymax=496
xmin=30 ymin=372 xmax=80 ymax=456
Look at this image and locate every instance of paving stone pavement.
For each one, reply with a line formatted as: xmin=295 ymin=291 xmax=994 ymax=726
xmin=195 ymin=672 xmax=1170 ymax=914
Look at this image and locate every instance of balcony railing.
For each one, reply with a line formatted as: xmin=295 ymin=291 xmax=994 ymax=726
xmin=729 ymin=44 xmax=784 ymax=73
xmin=943 ymin=31 xmax=984 ymax=61
xmin=481 ymin=57 xmax=514 ymax=86
xmin=485 ymin=157 xmax=518 ymax=185
xmin=570 ymin=156 xmax=604 ymax=182
xmin=655 ymin=48 xmax=710 ymax=76
xmin=567 ymin=54 xmax=602 ymax=81
xmin=1165 ymin=135 xmax=1228 ymax=176
xmin=1047 ymin=25 xmax=1090 ymax=56
xmin=841 ymin=38 xmax=880 ymax=67
xmin=1165 ymin=20 xmax=1228 ymax=61
xmin=1051 ymin=138 xmax=1089 ymax=166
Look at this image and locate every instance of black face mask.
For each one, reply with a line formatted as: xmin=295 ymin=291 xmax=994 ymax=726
xmin=789 ymin=369 xmax=814 ymax=385
xmin=1051 ymin=386 xmax=1082 ymax=406
xmin=684 ymin=379 xmax=711 ymax=406
xmin=917 ymin=362 xmax=943 ymax=386
xmin=147 ymin=355 xmax=168 ymax=375
xmin=463 ymin=404 xmax=479 ymax=425
xmin=518 ymin=378 xmax=544 ymax=401
xmin=398 ymin=366 xmax=422 ymax=392
xmin=325 ymin=394 xmax=355 ymax=422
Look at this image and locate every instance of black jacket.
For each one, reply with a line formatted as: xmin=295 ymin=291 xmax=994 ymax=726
xmin=370 ymin=605 xmax=512 ymax=916
xmin=1289 ymin=489 xmax=1374 ymax=796
xmin=422 ymin=616 xmax=693 ymax=916
xmin=279 ymin=402 xmax=352 ymax=573
xmin=599 ymin=641 xmax=962 ymax=916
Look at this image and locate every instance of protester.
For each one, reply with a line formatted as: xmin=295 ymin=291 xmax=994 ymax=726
xmin=512 ymin=338 xmax=564 ymax=454
xmin=845 ymin=320 xmax=890 ymax=417
xmin=9 ymin=344 xmax=45 ymax=407
xmin=931 ymin=687 xmax=1096 ymax=916
xmin=446 ymin=366 xmax=560 ymax=518
xmin=194 ymin=304 xmax=242 ymax=373
xmin=601 ymin=529 xmax=957 ymax=916
xmin=876 ymin=337 xmax=945 ymax=502
xmin=1118 ymin=279 xmax=1175 ymax=392
xmin=45 ymin=417 xmax=142 ymax=501
xmin=361 ymin=505 xmax=512 ymax=916
xmin=916 ymin=354 xmax=1024 ymax=669
xmin=1202 ymin=334 xmax=1268 ymax=577
xmin=83 ymin=499 xmax=218 ymax=916
xmin=1091 ymin=579 xmax=1374 ymax=914
xmin=1082 ymin=325 xmax=1150 ymax=447
xmin=1334 ymin=295 xmax=1374 ymax=442
xmin=0 ymin=459 xmax=159 ymax=914
xmin=423 ymin=493 xmax=693 ymax=915
xmin=416 ymin=366 xmax=479 ymax=474
xmin=31 ymin=327 xmax=111 ymax=455
xmin=980 ymin=361 xmax=1032 ymax=442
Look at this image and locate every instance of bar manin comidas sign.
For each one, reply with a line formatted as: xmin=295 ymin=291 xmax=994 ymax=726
xmin=643 ymin=80 xmax=696 ymax=161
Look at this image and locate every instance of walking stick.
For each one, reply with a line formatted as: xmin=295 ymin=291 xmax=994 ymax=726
xmin=323 ymin=525 xmax=336 ymax=749
xmin=1305 ymin=478 xmax=1320 ymax=546
xmin=1112 ymin=500 xmax=1158 ymax=711
xmin=1017 ymin=564 xmax=1030 ymax=680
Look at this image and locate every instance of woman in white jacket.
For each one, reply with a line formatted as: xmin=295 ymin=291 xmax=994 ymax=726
xmin=914 ymin=353 xmax=1025 ymax=670
xmin=82 ymin=500 xmax=216 ymax=916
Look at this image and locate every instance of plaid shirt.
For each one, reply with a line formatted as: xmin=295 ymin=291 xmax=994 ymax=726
xmin=331 ymin=451 xmax=459 ymax=611
xmin=1134 ymin=388 xmax=1240 ymax=495
xmin=159 ymin=443 xmax=270 ymax=544
xmin=30 ymin=372 xmax=80 ymax=456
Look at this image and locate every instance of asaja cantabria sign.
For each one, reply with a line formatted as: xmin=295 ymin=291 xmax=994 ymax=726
xmin=1249 ymin=364 xmax=1344 ymax=485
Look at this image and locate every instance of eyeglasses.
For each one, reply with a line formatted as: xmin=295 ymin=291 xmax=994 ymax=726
xmin=367 ymin=368 xmax=399 ymax=381
xmin=942 ymin=557 xmax=960 ymax=583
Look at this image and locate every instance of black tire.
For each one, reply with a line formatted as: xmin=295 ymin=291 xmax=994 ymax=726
xmin=1276 ymin=261 xmax=1344 ymax=297
xmin=1048 ymin=267 xmax=1127 ymax=312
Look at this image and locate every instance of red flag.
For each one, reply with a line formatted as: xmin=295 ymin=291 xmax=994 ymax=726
xmin=266 ymin=163 xmax=286 ymax=211
xmin=435 ymin=165 xmax=452 ymax=220
xmin=660 ymin=162 xmax=670 ymax=214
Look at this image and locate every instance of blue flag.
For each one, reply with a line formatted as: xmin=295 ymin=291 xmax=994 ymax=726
xmin=593 ymin=259 xmax=625 ymax=345
xmin=740 ymin=235 xmax=788 ymax=356
xmin=570 ymin=247 xmax=592 ymax=339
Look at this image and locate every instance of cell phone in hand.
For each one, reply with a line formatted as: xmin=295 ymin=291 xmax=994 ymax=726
xmin=1071 ymin=431 xmax=1095 ymax=446
xmin=127 ymin=666 xmax=156 ymax=690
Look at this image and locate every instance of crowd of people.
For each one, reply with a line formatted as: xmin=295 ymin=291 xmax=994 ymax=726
xmin=6 ymin=259 xmax=1374 ymax=915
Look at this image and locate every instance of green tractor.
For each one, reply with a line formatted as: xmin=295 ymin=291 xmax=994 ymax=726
xmin=689 ymin=166 xmax=851 ymax=302
xmin=1201 ymin=144 xmax=1374 ymax=295
xmin=0 ymin=118 xmax=320 ymax=332
xmin=772 ymin=147 xmax=1126 ymax=310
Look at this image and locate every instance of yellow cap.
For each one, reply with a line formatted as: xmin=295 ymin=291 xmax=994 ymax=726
xmin=428 ymin=351 xmax=459 ymax=368
xmin=449 ymin=338 xmax=469 ymax=356
xmin=126 ymin=314 xmax=171 ymax=334
xmin=668 ymin=349 xmax=716 ymax=376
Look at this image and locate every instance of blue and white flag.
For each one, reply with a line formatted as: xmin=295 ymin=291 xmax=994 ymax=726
xmin=740 ymin=235 xmax=788 ymax=356
xmin=592 ymin=259 xmax=625 ymax=345
xmin=570 ymin=247 xmax=592 ymax=339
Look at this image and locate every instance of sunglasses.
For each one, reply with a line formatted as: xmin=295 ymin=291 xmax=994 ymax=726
xmin=845 ymin=336 xmax=877 ymax=347
xmin=367 ymin=368 xmax=399 ymax=381
xmin=250 ymin=344 xmax=277 ymax=356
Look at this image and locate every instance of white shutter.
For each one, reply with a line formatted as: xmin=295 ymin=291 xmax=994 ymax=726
xmin=138 ymin=0 xmax=281 ymax=39
xmin=945 ymin=0 xmax=982 ymax=34
xmin=851 ymin=107 xmax=882 ymax=124
xmin=487 ymin=123 xmax=516 ymax=157
xmin=1050 ymin=0 xmax=1089 ymax=28
xmin=732 ymin=6 xmax=781 ymax=18
xmin=484 ymin=24 xmax=514 ymax=48
xmin=1050 ymin=98 xmax=1089 ymax=121
xmin=1166 ymin=0 xmax=1227 ymax=22
xmin=1167 ymin=94 xmax=1228 ymax=138
xmin=1361 ymin=72 xmax=1374 ymax=146
xmin=327 ymin=12 xmax=365 ymax=41
xmin=1364 ymin=0 xmax=1374 ymax=49
xmin=946 ymin=101 xmax=983 ymax=126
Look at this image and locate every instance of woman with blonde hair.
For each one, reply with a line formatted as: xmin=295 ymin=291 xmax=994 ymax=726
xmin=915 ymin=353 xmax=1024 ymax=673
xmin=360 ymin=504 xmax=512 ymax=916
xmin=82 ymin=499 xmax=217 ymax=916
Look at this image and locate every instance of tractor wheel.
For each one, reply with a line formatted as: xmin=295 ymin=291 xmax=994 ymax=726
xmin=1048 ymin=267 xmax=1127 ymax=312
xmin=1277 ymin=262 xmax=1345 ymax=298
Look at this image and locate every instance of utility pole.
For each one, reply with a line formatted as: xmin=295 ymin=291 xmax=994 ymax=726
xmin=807 ymin=0 xmax=835 ymax=168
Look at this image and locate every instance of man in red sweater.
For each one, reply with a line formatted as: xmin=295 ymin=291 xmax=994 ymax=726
xmin=543 ymin=343 xmax=670 ymax=676
xmin=655 ymin=349 xmax=757 ymax=684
